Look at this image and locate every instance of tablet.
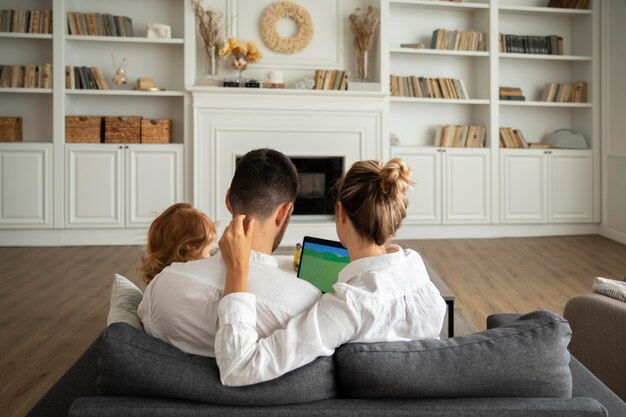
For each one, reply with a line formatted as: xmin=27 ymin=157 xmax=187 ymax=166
xmin=297 ymin=236 xmax=350 ymax=293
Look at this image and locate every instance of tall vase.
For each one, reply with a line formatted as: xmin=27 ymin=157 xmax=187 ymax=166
xmin=204 ymin=45 xmax=218 ymax=77
xmin=356 ymin=49 xmax=369 ymax=82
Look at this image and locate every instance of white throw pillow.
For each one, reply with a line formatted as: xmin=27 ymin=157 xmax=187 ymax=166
xmin=107 ymin=274 xmax=144 ymax=330
xmin=592 ymin=276 xmax=626 ymax=303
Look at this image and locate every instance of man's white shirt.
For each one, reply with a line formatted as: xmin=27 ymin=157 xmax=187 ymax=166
xmin=137 ymin=251 xmax=322 ymax=357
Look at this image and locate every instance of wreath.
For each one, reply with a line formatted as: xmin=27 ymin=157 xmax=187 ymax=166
xmin=260 ymin=1 xmax=313 ymax=54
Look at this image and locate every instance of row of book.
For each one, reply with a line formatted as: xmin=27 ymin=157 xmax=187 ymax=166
xmin=540 ymin=82 xmax=587 ymax=103
xmin=430 ymin=29 xmax=486 ymax=52
xmin=499 ymin=34 xmax=564 ymax=55
xmin=313 ymin=70 xmax=349 ymax=90
xmin=67 ymin=12 xmax=134 ymax=37
xmin=65 ymin=66 xmax=109 ymax=90
xmin=499 ymin=128 xmax=550 ymax=149
xmin=0 ymin=9 xmax=53 ymax=34
xmin=547 ymin=0 xmax=589 ymax=9
xmin=0 ymin=64 xmax=52 ymax=89
xmin=434 ymin=125 xmax=486 ymax=148
xmin=499 ymin=87 xmax=525 ymax=101
xmin=390 ymin=75 xmax=469 ymax=99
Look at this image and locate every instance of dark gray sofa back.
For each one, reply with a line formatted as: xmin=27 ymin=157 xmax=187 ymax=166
xmin=97 ymin=323 xmax=337 ymax=406
xmin=335 ymin=311 xmax=573 ymax=399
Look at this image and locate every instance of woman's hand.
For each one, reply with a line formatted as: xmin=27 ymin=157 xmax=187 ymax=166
xmin=220 ymin=215 xmax=254 ymax=296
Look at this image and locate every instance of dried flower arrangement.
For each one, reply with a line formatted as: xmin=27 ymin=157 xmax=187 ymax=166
xmin=260 ymin=1 xmax=313 ymax=54
xmin=220 ymin=37 xmax=263 ymax=76
xmin=349 ymin=6 xmax=380 ymax=81
xmin=192 ymin=0 xmax=224 ymax=76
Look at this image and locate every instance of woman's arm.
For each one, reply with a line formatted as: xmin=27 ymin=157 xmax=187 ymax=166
xmin=216 ymin=218 xmax=359 ymax=386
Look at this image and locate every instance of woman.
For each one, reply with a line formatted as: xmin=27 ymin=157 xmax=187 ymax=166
xmin=215 ymin=159 xmax=446 ymax=386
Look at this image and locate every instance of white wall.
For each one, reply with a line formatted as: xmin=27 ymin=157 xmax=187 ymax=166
xmin=600 ymin=0 xmax=626 ymax=244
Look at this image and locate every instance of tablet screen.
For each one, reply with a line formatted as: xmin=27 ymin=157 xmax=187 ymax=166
xmin=297 ymin=236 xmax=350 ymax=293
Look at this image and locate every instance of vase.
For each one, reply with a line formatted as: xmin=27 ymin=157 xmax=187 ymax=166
xmin=112 ymin=66 xmax=128 ymax=88
xmin=204 ymin=45 xmax=218 ymax=77
xmin=355 ymin=50 xmax=369 ymax=82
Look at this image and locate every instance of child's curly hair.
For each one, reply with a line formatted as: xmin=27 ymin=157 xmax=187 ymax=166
xmin=139 ymin=203 xmax=217 ymax=284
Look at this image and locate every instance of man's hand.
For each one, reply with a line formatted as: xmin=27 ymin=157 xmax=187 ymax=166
xmin=220 ymin=215 xmax=254 ymax=296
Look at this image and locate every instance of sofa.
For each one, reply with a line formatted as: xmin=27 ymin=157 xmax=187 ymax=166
xmin=564 ymin=276 xmax=626 ymax=401
xmin=26 ymin=311 xmax=626 ymax=417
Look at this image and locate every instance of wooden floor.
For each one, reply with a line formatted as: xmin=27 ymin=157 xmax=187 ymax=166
xmin=1 ymin=235 xmax=626 ymax=417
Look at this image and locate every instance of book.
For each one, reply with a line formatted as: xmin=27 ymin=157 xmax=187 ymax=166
xmin=338 ymin=71 xmax=349 ymax=91
xmin=124 ymin=16 xmax=134 ymax=37
xmin=322 ymin=70 xmax=337 ymax=90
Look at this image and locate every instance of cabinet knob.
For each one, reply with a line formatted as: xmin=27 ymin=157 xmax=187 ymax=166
xmin=118 ymin=146 xmax=123 ymax=149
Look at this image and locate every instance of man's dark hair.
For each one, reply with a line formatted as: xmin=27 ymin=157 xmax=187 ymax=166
xmin=229 ymin=148 xmax=298 ymax=219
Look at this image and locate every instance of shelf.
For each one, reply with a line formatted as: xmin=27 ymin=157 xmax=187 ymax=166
xmin=65 ymin=35 xmax=184 ymax=45
xmin=0 ymin=88 xmax=52 ymax=94
xmin=389 ymin=0 xmax=488 ymax=11
xmin=499 ymin=101 xmax=591 ymax=108
xmin=499 ymin=53 xmax=591 ymax=61
xmin=66 ymin=89 xmax=185 ymax=97
xmin=499 ymin=6 xmax=592 ymax=17
xmin=187 ymin=86 xmax=385 ymax=98
xmin=390 ymin=48 xmax=489 ymax=57
xmin=0 ymin=32 xmax=52 ymax=40
xmin=390 ymin=97 xmax=489 ymax=105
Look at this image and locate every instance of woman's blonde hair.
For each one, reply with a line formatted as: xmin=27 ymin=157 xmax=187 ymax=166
xmin=139 ymin=203 xmax=217 ymax=284
xmin=336 ymin=158 xmax=413 ymax=245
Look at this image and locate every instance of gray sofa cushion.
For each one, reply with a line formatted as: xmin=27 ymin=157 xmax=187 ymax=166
xmin=97 ymin=323 xmax=337 ymax=406
xmin=336 ymin=310 xmax=573 ymax=399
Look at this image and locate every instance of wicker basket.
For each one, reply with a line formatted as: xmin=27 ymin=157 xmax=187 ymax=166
xmin=65 ymin=116 xmax=102 ymax=143
xmin=0 ymin=117 xmax=23 ymax=142
xmin=104 ymin=116 xmax=141 ymax=144
xmin=141 ymin=119 xmax=172 ymax=143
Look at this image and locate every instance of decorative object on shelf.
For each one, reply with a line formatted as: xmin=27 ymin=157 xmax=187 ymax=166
xmin=104 ymin=116 xmax=141 ymax=143
xmin=220 ymin=37 xmax=263 ymax=85
xmin=146 ymin=23 xmax=171 ymax=39
xmin=260 ymin=1 xmax=313 ymax=54
xmin=141 ymin=119 xmax=172 ymax=144
xmin=264 ymin=71 xmax=287 ymax=88
xmin=65 ymin=116 xmax=102 ymax=143
xmin=245 ymin=80 xmax=260 ymax=88
xmin=0 ymin=117 xmax=23 ymax=142
xmin=192 ymin=1 xmax=223 ymax=77
xmin=293 ymin=78 xmax=314 ymax=90
xmin=223 ymin=79 xmax=239 ymax=88
xmin=131 ymin=77 xmax=165 ymax=92
xmin=111 ymin=55 xmax=128 ymax=88
xmin=349 ymin=6 xmax=379 ymax=82
xmin=544 ymin=129 xmax=588 ymax=149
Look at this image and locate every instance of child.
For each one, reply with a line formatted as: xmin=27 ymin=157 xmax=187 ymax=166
xmin=139 ymin=203 xmax=217 ymax=284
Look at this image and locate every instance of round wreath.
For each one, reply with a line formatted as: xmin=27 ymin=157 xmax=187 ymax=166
xmin=260 ymin=1 xmax=313 ymax=54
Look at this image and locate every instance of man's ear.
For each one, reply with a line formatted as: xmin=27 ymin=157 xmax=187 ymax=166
xmin=275 ymin=202 xmax=293 ymax=227
xmin=225 ymin=189 xmax=233 ymax=214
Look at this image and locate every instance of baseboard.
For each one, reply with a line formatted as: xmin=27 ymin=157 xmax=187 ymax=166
xmin=598 ymin=225 xmax=626 ymax=245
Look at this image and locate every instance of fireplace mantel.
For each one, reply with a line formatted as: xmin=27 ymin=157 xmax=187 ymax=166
xmin=190 ymin=87 xmax=386 ymax=244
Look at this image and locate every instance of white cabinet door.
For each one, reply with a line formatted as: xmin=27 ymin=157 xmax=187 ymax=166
xmin=500 ymin=150 xmax=547 ymax=223
xmin=0 ymin=144 xmax=52 ymax=228
xmin=549 ymin=150 xmax=593 ymax=223
xmin=443 ymin=149 xmax=490 ymax=224
xmin=391 ymin=147 xmax=441 ymax=224
xmin=66 ymin=145 xmax=124 ymax=228
xmin=126 ymin=145 xmax=183 ymax=227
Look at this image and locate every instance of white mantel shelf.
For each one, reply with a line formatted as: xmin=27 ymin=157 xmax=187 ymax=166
xmin=187 ymin=86 xmax=385 ymax=98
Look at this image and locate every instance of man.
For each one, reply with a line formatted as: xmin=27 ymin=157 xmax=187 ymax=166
xmin=138 ymin=148 xmax=321 ymax=357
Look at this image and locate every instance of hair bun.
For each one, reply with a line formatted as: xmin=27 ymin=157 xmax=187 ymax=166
xmin=380 ymin=158 xmax=412 ymax=195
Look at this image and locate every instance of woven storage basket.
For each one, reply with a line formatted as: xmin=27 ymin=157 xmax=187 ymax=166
xmin=104 ymin=116 xmax=141 ymax=144
xmin=0 ymin=117 xmax=23 ymax=142
xmin=65 ymin=116 xmax=102 ymax=143
xmin=141 ymin=119 xmax=172 ymax=143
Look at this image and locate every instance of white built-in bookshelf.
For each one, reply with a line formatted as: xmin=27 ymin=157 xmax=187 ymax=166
xmin=0 ymin=0 xmax=602 ymax=243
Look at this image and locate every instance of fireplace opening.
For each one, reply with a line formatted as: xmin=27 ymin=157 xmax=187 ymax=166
xmin=291 ymin=157 xmax=343 ymax=216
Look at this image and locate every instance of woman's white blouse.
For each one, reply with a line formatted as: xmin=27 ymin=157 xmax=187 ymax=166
xmin=215 ymin=244 xmax=447 ymax=386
